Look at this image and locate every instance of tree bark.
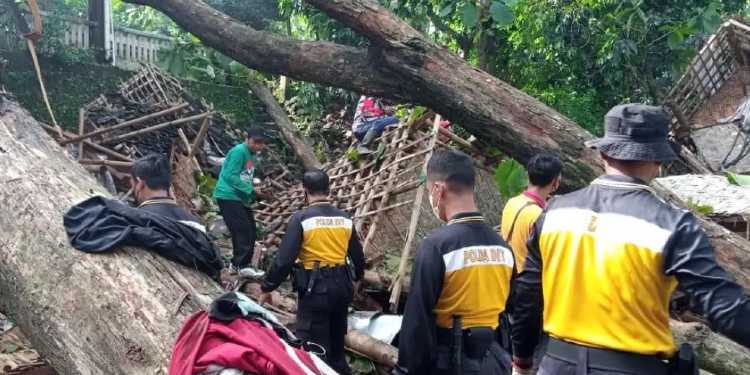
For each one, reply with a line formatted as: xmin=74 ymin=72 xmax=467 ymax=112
xmin=248 ymin=81 xmax=322 ymax=171
xmin=0 ymin=93 xmax=222 ymax=374
xmin=124 ymin=0 xmax=603 ymax=190
xmin=672 ymin=321 xmax=750 ymax=375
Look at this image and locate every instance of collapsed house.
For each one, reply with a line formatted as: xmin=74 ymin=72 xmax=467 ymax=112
xmin=667 ymin=19 xmax=750 ymax=173
xmin=656 ymin=174 xmax=750 ymax=239
xmin=252 ymin=115 xmax=503 ymax=310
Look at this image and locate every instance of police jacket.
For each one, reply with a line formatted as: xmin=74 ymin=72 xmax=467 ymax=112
xmin=64 ymin=196 xmax=223 ymax=279
xmin=397 ymin=212 xmax=515 ymax=374
xmin=512 ymin=174 xmax=750 ymax=359
xmin=261 ymin=201 xmax=365 ymax=292
xmin=138 ymin=197 xmax=202 ymax=226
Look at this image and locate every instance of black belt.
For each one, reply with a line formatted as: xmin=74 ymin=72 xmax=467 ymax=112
xmin=547 ymin=338 xmax=669 ymax=375
xmin=436 ymin=326 xmax=496 ymax=359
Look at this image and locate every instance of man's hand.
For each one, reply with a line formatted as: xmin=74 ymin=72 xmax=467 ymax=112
xmin=512 ymin=356 xmax=534 ymax=375
xmin=255 ymin=188 xmax=272 ymax=201
xmin=257 ymin=292 xmax=274 ymax=306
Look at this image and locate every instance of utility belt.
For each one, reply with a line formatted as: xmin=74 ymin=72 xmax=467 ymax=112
xmin=437 ymin=326 xmax=496 ymax=360
xmin=547 ymin=338 xmax=698 ymax=375
xmin=292 ymin=261 xmax=349 ymax=297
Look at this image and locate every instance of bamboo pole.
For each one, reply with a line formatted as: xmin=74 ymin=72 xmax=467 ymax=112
xmin=189 ymin=111 xmax=212 ymax=158
xmin=102 ymin=112 xmax=212 ymax=145
xmin=27 ymin=39 xmax=62 ymax=138
xmin=78 ymin=159 xmax=133 ymax=168
xmin=60 ymin=102 xmax=189 ymax=145
xmin=354 ymin=200 xmax=414 ymax=219
xmin=389 ymin=116 xmax=441 ymax=312
xmin=38 ymin=123 xmax=133 ymax=162
xmin=77 ymin=109 xmax=86 ymax=161
xmin=177 ymin=128 xmax=202 ymax=172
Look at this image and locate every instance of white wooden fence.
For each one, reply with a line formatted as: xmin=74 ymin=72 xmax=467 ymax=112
xmin=40 ymin=10 xmax=173 ymax=71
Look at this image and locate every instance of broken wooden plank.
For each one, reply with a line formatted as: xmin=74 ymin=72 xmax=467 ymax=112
xmin=102 ymin=112 xmax=212 ymax=145
xmin=60 ymin=102 xmax=189 ymax=145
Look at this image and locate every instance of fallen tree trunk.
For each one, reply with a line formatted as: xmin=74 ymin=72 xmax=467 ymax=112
xmin=248 ymin=81 xmax=321 ymax=171
xmin=0 ymin=93 xmax=222 ymax=374
xmin=672 ymin=321 xmax=750 ymax=375
xmin=125 ymin=0 xmax=602 ymax=189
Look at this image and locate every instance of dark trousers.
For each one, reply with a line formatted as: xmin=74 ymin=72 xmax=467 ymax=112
xmin=354 ymin=115 xmax=400 ymax=140
xmin=537 ymin=355 xmax=635 ymax=375
xmin=295 ymin=268 xmax=354 ymax=375
xmin=433 ymin=341 xmax=511 ymax=375
xmin=217 ymin=199 xmax=256 ymax=268
xmin=537 ymin=339 xmax=670 ymax=375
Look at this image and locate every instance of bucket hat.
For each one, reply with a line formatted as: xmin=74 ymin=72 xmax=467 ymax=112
xmin=585 ymin=104 xmax=678 ymax=162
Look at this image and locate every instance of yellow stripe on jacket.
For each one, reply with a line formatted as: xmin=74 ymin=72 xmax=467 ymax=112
xmin=539 ymin=208 xmax=678 ymax=357
xmin=299 ymin=216 xmax=353 ymax=269
xmin=434 ymin=245 xmax=514 ymax=329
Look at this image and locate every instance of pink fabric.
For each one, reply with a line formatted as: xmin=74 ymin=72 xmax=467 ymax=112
xmin=360 ymin=97 xmax=385 ymax=118
xmin=169 ymin=311 xmax=326 ymax=375
xmin=523 ymin=190 xmax=546 ymax=209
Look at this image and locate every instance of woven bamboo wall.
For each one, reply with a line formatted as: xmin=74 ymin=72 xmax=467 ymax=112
xmin=668 ymin=20 xmax=750 ymax=129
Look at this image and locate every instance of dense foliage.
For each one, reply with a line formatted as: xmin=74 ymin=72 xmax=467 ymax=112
xmin=3 ymin=0 xmax=750 ymax=136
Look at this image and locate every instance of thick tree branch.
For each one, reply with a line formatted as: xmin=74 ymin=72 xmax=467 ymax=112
xmin=127 ymin=0 xmax=602 ymax=189
xmin=125 ymin=0 xmax=405 ymax=99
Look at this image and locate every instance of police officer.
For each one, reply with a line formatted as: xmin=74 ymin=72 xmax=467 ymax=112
xmin=394 ymin=150 xmax=514 ymax=375
xmin=511 ymin=104 xmax=750 ymax=375
xmin=259 ymin=169 xmax=365 ymax=375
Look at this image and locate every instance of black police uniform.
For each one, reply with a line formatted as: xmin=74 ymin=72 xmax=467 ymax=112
xmin=262 ymin=201 xmax=365 ymax=375
xmin=138 ymin=197 xmax=202 ymax=224
xmin=512 ymin=175 xmax=750 ymax=375
xmin=396 ymin=212 xmax=514 ymax=375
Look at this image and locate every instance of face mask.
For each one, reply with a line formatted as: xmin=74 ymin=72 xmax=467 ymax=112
xmin=428 ymin=185 xmax=444 ymax=222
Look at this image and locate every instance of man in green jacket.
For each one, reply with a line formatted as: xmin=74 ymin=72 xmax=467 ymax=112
xmin=214 ymin=128 xmax=269 ymax=273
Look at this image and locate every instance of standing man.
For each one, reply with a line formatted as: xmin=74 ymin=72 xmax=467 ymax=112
xmin=512 ymin=104 xmax=750 ymax=375
xmin=395 ymin=150 xmax=514 ymax=375
xmin=132 ymin=153 xmax=202 ymax=226
xmin=213 ymin=128 xmax=269 ymax=273
xmin=259 ymin=169 xmax=365 ymax=375
xmin=501 ymin=153 xmax=561 ymax=272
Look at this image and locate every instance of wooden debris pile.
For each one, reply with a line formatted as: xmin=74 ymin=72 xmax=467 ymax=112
xmin=251 ymin=114 xmax=503 ymax=311
xmin=0 ymin=312 xmax=56 ymax=375
xmin=39 ymin=65 xmax=293 ymax=210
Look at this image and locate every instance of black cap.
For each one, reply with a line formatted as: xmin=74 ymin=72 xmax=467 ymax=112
xmin=585 ymin=104 xmax=678 ymax=162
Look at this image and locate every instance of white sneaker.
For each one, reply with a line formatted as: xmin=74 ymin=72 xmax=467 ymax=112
xmin=238 ymin=267 xmax=266 ymax=279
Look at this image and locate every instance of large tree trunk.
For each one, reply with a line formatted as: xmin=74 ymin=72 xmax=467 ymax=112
xmin=248 ymin=81 xmax=322 ymax=171
xmin=124 ymin=0 xmax=602 ymax=190
xmin=0 ymin=93 xmax=222 ymax=374
xmin=672 ymin=321 xmax=750 ymax=375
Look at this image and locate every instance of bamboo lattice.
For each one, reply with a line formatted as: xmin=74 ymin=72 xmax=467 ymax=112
xmin=667 ymin=20 xmax=750 ymax=130
xmin=252 ymin=119 xmax=484 ymax=266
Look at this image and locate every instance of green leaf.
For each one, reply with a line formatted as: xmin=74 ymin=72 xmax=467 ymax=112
xmin=726 ymin=172 xmax=750 ymax=186
xmin=1 ymin=344 xmax=18 ymax=354
xmin=667 ymin=31 xmax=684 ymax=49
xmin=490 ymin=1 xmax=514 ymax=26
xmin=439 ymin=2 xmax=454 ymax=17
xmin=494 ymin=159 xmax=528 ymax=201
xmin=462 ymin=3 xmax=479 ymax=29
